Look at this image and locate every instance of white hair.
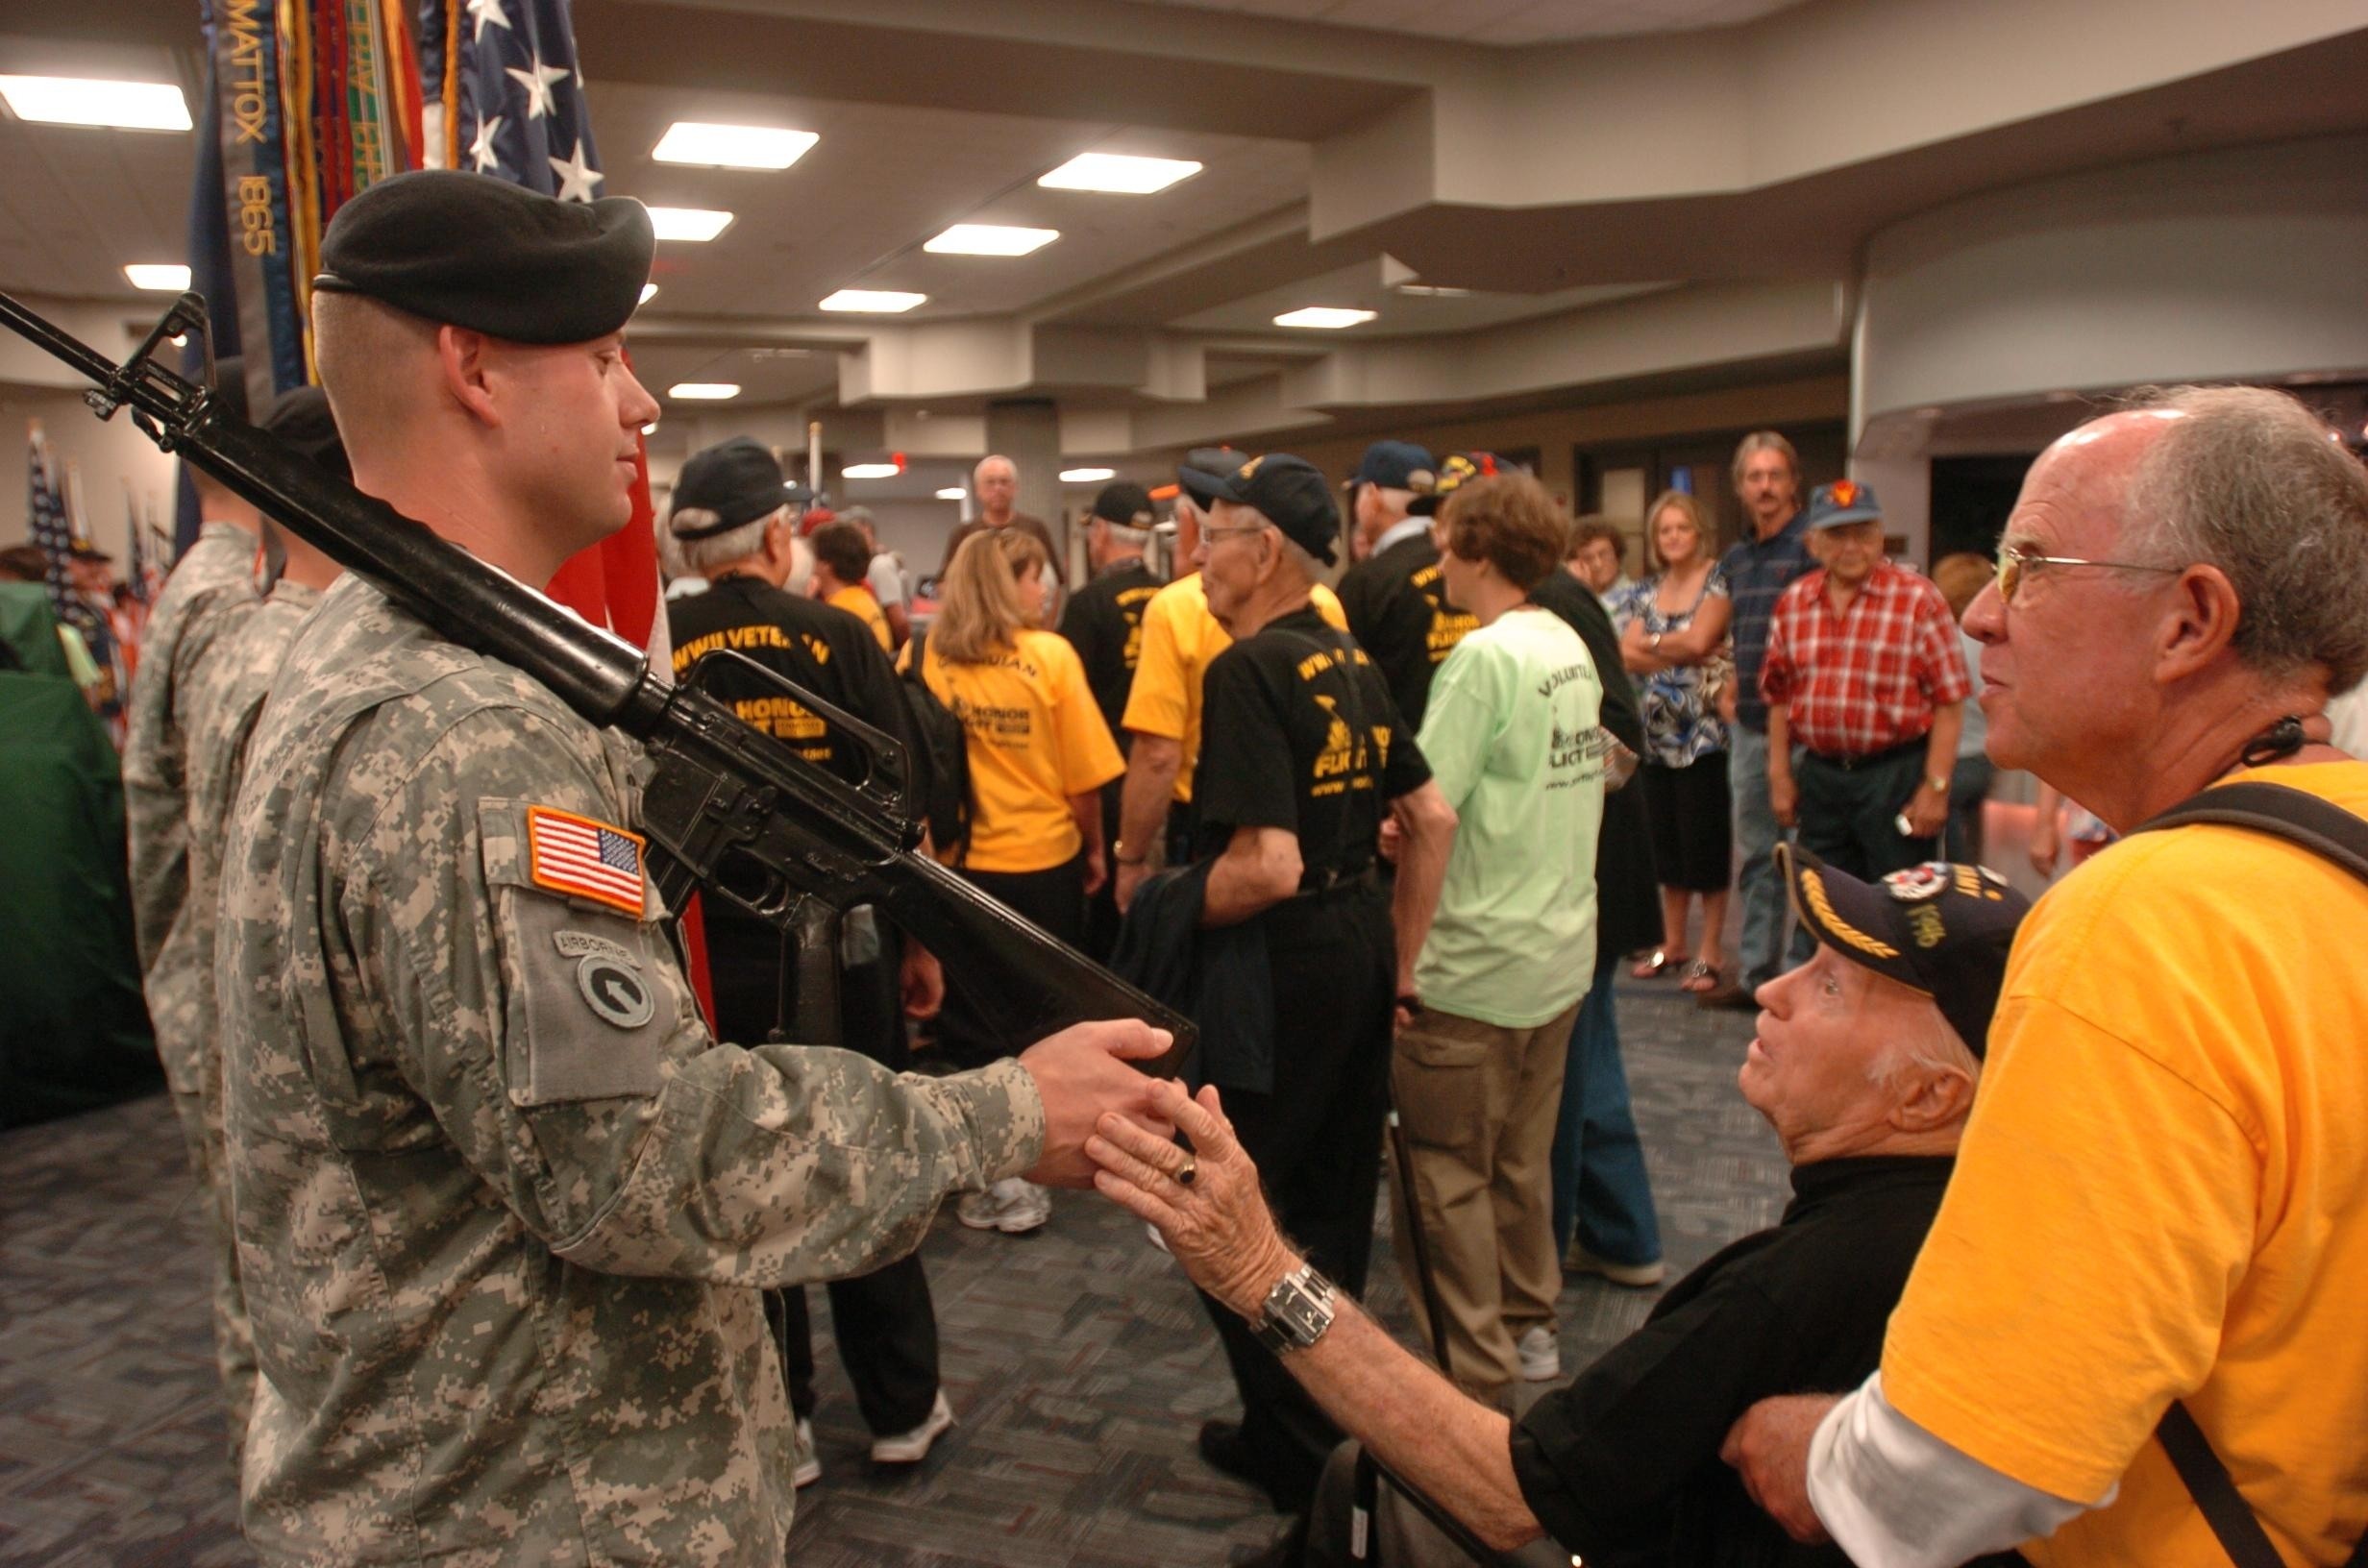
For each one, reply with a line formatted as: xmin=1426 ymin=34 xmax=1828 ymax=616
xmin=1866 ymin=1011 xmax=1982 ymax=1095
xmin=662 ymin=506 xmax=780 ymax=577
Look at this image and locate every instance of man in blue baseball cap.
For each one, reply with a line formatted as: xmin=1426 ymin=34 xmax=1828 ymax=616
xmin=1758 ymin=479 xmax=1972 ymax=880
xmin=1342 ymin=440 xmax=1436 ymax=565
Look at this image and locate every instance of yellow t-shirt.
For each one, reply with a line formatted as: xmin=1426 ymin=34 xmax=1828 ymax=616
xmin=911 ymin=627 xmax=1124 ymax=874
xmin=1117 ymin=575 xmax=1346 ymax=803
xmin=1881 ymin=762 xmax=2368 ymax=1567
xmin=825 ymin=583 xmax=892 ymax=651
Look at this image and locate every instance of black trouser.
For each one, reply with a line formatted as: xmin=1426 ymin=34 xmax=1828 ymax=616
xmin=705 ymin=913 xmax=942 ymax=1437
xmin=1795 ymin=738 xmax=1936 ymax=881
xmin=1081 ymin=782 xmax=1124 ymax=964
xmin=934 ymin=853 xmax=1087 ymax=1071
xmin=1201 ymin=882 xmax=1395 ymax=1510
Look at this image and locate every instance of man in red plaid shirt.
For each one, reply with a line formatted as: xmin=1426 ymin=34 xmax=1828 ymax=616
xmin=1761 ymin=480 xmax=1971 ymax=879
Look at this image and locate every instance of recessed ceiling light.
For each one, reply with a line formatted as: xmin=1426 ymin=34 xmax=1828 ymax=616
xmin=1394 ymin=283 xmax=1472 ymax=298
xmin=1038 ymin=153 xmax=1201 ymax=195
xmin=934 ymin=487 xmax=967 ymax=501
xmin=648 ymin=207 xmax=734 ymax=242
xmin=819 ymin=289 xmax=926 ymax=313
xmin=668 ymin=382 xmax=740 ymax=400
xmin=925 ymin=223 xmax=1059 ymax=257
xmin=1060 ymin=467 xmax=1116 ymax=483
xmin=652 ymin=121 xmax=818 ymax=170
xmin=0 ymin=76 xmax=191 ymax=132
xmin=842 ymin=462 xmax=900 ymax=479
xmin=124 ymin=263 xmax=191 ymax=291
xmin=638 ymin=282 xmax=658 ymax=306
xmin=1274 ymin=306 xmax=1376 ymax=331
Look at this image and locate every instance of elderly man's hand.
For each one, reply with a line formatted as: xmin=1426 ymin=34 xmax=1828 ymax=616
xmin=1721 ymin=1393 xmax=1840 ymax=1545
xmin=1115 ymin=858 xmax=1151 ymax=914
xmin=1088 ymin=1078 xmax=1295 ymax=1318
xmin=1017 ymin=1021 xmax=1174 ymax=1189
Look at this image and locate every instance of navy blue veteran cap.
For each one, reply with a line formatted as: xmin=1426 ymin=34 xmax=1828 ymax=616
xmin=1192 ymin=453 xmax=1343 ymax=566
xmin=1802 ymin=478 xmax=1884 ymax=531
xmin=1346 ymin=439 xmax=1436 ymax=495
xmin=314 ymin=170 xmax=654 ymax=345
xmin=1177 ymin=446 xmax=1245 ymax=510
xmin=1779 ymin=844 xmax=2031 ymax=1057
xmin=1090 ymin=481 xmax=1156 ymax=529
xmin=1408 ymin=451 xmax=1518 ymax=516
xmin=669 ymin=437 xmax=786 ymax=541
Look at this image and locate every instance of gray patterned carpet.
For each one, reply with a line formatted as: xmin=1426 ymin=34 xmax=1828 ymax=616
xmin=0 ymin=977 xmax=1779 ymax=1567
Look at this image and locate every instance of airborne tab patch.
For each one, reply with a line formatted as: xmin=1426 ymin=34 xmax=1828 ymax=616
xmin=526 ymin=805 xmax=648 ymax=918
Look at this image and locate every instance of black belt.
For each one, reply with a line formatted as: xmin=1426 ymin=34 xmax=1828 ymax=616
xmin=1803 ymin=735 xmax=1928 ymax=772
xmin=1296 ymin=863 xmax=1376 ymax=897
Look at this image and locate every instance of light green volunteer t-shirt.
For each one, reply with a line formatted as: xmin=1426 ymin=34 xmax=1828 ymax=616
xmin=1412 ymin=606 xmax=1605 ymax=1028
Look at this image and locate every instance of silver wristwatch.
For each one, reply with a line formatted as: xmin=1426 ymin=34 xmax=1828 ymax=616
xmin=1249 ymin=1263 xmax=1338 ymax=1355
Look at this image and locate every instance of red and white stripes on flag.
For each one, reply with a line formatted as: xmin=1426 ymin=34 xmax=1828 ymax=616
xmin=525 ymin=805 xmax=647 ymax=918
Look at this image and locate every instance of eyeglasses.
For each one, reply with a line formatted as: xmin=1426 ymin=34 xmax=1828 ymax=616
xmin=1993 ymin=543 xmax=2183 ymax=605
xmin=1198 ymin=525 xmax=1269 ymax=547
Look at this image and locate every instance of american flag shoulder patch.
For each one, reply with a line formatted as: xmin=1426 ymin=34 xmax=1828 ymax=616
xmin=524 ymin=805 xmax=648 ymax=919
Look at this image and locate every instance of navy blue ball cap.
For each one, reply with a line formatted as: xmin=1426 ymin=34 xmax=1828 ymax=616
xmin=1407 ymin=452 xmax=1518 ymax=516
xmin=314 ymin=170 xmax=654 ymax=345
xmin=670 ymin=437 xmax=786 ymax=540
xmin=1346 ymin=439 xmax=1436 ymax=495
xmin=1803 ymin=478 xmax=1884 ymax=530
xmin=1779 ymin=844 xmax=2031 ymax=1057
xmin=1194 ymin=453 xmax=1341 ymax=566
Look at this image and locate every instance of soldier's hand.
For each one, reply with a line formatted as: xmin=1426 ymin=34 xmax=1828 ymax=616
xmin=1018 ymin=1020 xmax=1175 ymax=1188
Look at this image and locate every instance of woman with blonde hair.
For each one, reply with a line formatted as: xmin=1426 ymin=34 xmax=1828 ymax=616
xmin=1616 ymin=489 xmax=1735 ymax=993
xmin=905 ymin=527 xmax=1123 ymax=1233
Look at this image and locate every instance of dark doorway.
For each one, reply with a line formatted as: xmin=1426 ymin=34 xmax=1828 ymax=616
xmin=1930 ymin=454 xmax=2035 ymax=566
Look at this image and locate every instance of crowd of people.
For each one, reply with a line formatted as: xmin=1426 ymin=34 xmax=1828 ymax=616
xmin=41 ymin=168 xmax=2368 ymax=1568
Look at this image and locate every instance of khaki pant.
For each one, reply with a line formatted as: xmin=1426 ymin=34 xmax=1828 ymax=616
xmin=1388 ymin=998 xmax=1583 ymax=1402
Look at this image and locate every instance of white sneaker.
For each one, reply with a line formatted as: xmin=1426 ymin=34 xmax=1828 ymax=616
xmin=1517 ymin=1324 xmax=1561 ymax=1383
xmin=791 ymin=1417 xmax=821 ymax=1488
xmin=958 ymin=1176 xmax=1050 ymax=1234
xmin=870 ymin=1390 xmax=955 ymax=1464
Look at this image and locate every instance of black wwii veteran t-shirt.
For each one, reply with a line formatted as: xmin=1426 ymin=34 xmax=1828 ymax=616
xmin=665 ymin=574 xmax=913 ymax=785
xmin=1191 ymin=606 xmax=1429 ymax=877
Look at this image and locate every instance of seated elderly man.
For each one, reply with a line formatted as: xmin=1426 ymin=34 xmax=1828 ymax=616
xmin=1091 ymin=845 xmax=2028 ymax=1568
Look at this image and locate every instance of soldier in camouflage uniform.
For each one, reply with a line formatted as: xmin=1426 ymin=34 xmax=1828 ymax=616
xmin=215 ymin=170 xmax=1169 ymax=1565
xmin=119 ymin=357 xmax=264 ymax=1466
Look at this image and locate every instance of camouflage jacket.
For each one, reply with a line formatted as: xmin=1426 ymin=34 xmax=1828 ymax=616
xmin=181 ymin=578 xmax=321 ymax=1137
xmin=122 ymin=522 xmax=260 ymax=1094
xmin=219 ymin=576 xmax=1045 ymax=1566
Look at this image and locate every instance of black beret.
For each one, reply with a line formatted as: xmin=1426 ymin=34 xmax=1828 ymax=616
xmin=261 ymin=385 xmax=352 ymax=483
xmin=670 ymin=437 xmax=786 ymax=540
xmin=313 ymin=170 xmax=654 ymax=344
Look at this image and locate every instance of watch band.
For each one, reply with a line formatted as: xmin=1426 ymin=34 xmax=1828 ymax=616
xmin=1924 ymin=772 xmax=1950 ymax=793
xmin=1249 ymin=1263 xmax=1338 ymax=1356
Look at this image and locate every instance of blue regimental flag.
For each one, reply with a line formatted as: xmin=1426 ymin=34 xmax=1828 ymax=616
xmin=454 ymin=0 xmax=604 ymax=202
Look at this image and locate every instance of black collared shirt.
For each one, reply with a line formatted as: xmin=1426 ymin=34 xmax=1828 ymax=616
xmin=1057 ymin=557 xmax=1163 ymax=741
xmin=1511 ymin=1156 xmax=1964 ymax=1568
xmin=1191 ymin=607 xmax=1429 ymax=879
xmin=1335 ymin=530 xmax=1475 ymax=731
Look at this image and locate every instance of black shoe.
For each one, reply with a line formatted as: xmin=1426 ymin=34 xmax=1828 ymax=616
xmin=1198 ymin=1420 xmax=1290 ymax=1509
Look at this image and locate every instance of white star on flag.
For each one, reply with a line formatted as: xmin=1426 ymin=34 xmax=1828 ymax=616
xmin=465 ymin=0 xmax=512 ymax=44
xmin=506 ymin=56 xmax=570 ymax=119
xmin=549 ymin=140 xmax=603 ymax=202
xmin=468 ymin=114 xmax=505 ymax=174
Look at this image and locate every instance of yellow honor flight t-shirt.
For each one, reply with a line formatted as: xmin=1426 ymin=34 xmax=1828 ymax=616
xmin=1121 ymin=575 xmax=1345 ymax=804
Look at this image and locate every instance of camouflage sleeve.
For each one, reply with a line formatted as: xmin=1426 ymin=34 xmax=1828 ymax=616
xmin=338 ymin=702 xmax=1045 ymax=1286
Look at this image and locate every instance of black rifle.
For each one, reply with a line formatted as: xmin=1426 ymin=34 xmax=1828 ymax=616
xmin=1 ymin=289 xmax=1194 ymax=1074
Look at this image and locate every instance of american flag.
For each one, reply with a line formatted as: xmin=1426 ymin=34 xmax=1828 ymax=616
xmin=24 ymin=424 xmax=81 ymax=634
xmin=526 ymin=805 xmax=647 ymax=918
xmin=454 ymin=0 xmax=604 ymax=207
